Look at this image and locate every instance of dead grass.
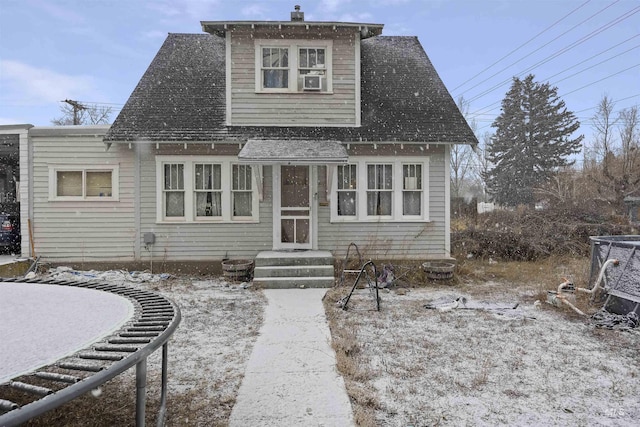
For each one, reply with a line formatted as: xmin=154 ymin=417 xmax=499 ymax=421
xmin=326 ymin=257 xmax=640 ymax=426
xmin=16 ymin=275 xmax=266 ymax=427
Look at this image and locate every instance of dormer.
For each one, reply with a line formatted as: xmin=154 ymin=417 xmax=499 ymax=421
xmin=201 ymin=6 xmax=383 ymax=128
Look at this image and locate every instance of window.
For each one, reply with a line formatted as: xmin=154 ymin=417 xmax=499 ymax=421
xmin=337 ymin=164 xmax=357 ymax=217
xmin=50 ymin=166 xmax=119 ymax=200
xmin=232 ymin=165 xmax=253 ymax=218
xmin=367 ymin=164 xmax=393 ymax=216
xmin=163 ymin=163 xmax=184 ymax=217
xmin=194 ymin=163 xmax=221 ymax=217
xmin=262 ymin=47 xmax=289 ymax=89
xmin=156 ymin=157 xmax=259 ymax=223
xmin=255 ymin=40 xmax=332 ymax=93
xmin=403 ymin=164 xmax=422 ymax=216
xmin=331 ymin=158 xmax=429 ymax=222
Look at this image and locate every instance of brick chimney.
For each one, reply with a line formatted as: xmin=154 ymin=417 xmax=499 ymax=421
xmin=291 ymin=5 xmax=304 ymax=21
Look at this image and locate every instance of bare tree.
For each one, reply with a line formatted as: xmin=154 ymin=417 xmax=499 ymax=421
xmin=472 ymin=132 xmax=493 ymax=202
xmin=450 ymin=96 xmax=477 ymax=198
xmin=587 ymin=95 xmax=640 ymax=208
xmin=617 ymin=105 xmax=640 ymax=196
xmin=51 ymin=100 xmax=112 ymax=125
xmin=588 ymin=95 xmax=618 ymax=166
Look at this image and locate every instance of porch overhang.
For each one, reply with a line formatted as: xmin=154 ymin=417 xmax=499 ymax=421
xmin=238 ymin=139 xmax=348 ymax=165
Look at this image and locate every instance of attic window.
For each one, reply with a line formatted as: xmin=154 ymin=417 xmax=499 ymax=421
xmin=255 ymin=40 xmax=332 ymax=93
xmin=262 ymin=47 xmax=289 ymax=89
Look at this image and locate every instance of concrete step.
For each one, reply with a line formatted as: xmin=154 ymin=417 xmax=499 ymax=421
xmin=254 ymin=265 xmax=335 ymax=279
xmin=254 ymin=251 xmax=334 ymax=268
xmin=252 ymin=276 xmax=336 ymax=289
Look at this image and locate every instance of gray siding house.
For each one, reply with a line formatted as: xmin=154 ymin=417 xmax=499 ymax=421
xmin=21 ymin=8 xmax=477 ymax=281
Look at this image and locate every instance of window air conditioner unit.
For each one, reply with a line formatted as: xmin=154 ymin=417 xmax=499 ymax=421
xmin=303 ymin=74 xmax=322 ymax=91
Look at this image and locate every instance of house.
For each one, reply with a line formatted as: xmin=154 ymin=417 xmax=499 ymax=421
xmin=20 ymin=7 xmax=477 ymax=283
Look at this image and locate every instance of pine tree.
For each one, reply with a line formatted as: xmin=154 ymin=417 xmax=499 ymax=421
xmin=485 ymin=75 xmax=583 ymax=207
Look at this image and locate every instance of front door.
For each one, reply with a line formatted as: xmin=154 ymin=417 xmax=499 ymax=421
xmin=275 ymin=165 xmax=312 ymax=250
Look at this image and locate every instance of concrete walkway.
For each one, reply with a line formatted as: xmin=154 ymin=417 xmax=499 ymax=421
xmin=229 ymin=289 xmax=354 ymax=426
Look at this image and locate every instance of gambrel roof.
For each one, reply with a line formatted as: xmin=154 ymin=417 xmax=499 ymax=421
xmin=104 ymin=33 xmax=477 ymax=145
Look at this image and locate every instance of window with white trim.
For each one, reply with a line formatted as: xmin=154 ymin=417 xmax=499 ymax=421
xmin=156 ymin=157 xmax=259 ymax=223
xmin=194 ymin=163 xmax=222 ymax=218
xmin=256 ymin=40 xmax=332 ymax=93
xmin=331 ymin=158 xmax=429 ymax=222
xmin=402 ymin=164 xmax=422 ymax=216
xmin=232 ymin=164 xmax=253 ymax=218
xmin=49 ymin=166 xmax=119 ymax=201
xmin=262 ymin=47 xmax=289 ymax=89
xmin=367 ymin=164 xmax=393 ymax=216
xmin=336 ymin=164 xmax=357 ymax=217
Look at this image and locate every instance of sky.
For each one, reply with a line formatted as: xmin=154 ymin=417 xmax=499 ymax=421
xmin=0 ymin=0 xmax=638 ymax=148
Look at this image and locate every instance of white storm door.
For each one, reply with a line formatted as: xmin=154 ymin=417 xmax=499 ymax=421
xmin=274 ymin=165 xmax=312 ymax=250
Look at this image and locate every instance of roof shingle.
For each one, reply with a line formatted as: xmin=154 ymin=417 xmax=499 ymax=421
xmin=105 ymin=33 xmax=477 ymax=145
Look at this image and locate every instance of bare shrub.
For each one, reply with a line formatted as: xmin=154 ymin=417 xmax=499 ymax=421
xmin=452 ymin=204 xmax=636 ymax=261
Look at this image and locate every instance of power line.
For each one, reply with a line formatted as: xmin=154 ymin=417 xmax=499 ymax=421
xmin=451 ymin=0 xmax=593 ymax=93
xmin=464 ymin=5 xmax=640 ymax=105
xmin=467 ymin=41 xmax=639 ymax=121
xmin=573 ymin=93 xmax=640 ymax=113
xmin=560 ymin=63 xmax=640 ymax=97
xmin=540 ymin=33 xmax=640 ymax=82
xmin=456 ymin=0 xmax=623 ymax=100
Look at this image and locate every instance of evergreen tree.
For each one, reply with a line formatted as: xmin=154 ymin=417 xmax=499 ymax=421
xmin=485 ymin=75 xmax=583 ymax=207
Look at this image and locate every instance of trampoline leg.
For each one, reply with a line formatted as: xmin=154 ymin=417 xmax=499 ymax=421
xmin=136 ymin=358 xmax=147 ymax=427
xmin=157 ymin=343 xmax=169 ymax=427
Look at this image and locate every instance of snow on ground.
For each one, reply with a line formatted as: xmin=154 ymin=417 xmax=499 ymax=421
xmin=11 ymin=264 xmax=639 ymax=426
xmin=22 ymin=268 xmax=267 ymax=425
xmin=0 ymin=281 xmax=133 ymax=384
xmin=327 ymin=285 xmax=640 ymax=426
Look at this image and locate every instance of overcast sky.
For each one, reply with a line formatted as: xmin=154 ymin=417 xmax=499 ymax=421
xmin=1 ymin=0 xmax=638 ymax=146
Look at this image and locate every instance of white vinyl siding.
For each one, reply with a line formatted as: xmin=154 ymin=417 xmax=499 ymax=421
xmin=31 ymin=127 xmax=135 ymax=262
xmin=331 ymin=157 xmax=430 ymax=223
xmin=140 ymin=146 xmax=273 ymax=261
xmin=229 ymin=27 xmax=356 ymax=126
xmin=321 ymin=146 xmax=447 ymax=260
xmin=156 ymin=156 xmax=259 ymax=223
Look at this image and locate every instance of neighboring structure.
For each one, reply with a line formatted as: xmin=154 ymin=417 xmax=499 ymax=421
xmin=20 ymin=7 xmax=477 ymax=271
xmin=0 ymin=124 xmax=30 ymax=254
xmin=624 ymin=196 xmax=640 ymax=224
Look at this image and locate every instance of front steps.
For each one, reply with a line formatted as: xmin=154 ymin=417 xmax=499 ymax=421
xmin=253 ymin=251 xmax=335 ymax=289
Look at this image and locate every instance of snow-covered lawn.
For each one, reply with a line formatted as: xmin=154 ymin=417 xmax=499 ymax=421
xmin=10 ymin=261 xmax=640 ymax=426
xmin=325 ymin=280 xmax=640 ymax=426
xmin=15 ymin=270 xmax=266 ymax=426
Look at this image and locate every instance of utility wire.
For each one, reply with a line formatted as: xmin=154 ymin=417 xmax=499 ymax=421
xmin=451 ymin=0 xmax=593 ymax=93
xmin=541 ymin=33 xmax=640 ymax=82
xmin=464 ymin=5 xmax=640 ymax=105
xmin=560 ymin=63 xmax=640 ymax=97
xmin=573 ymin=93 xmax=640 ymax=113
xmin=468 ymin=39 xmax=640 ymax=119
xmin=455 ymin=0 xmax=621 ymax=99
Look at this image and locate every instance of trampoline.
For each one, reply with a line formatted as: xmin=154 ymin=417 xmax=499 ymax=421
xmin=589 ymin=235 xmax=640 ymax=315
xmin=0 ymin=276 xmax=181 ymax=426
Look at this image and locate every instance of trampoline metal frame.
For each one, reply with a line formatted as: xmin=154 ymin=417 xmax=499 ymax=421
xmin=0 ymin=278 xmax=181 ymax=427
